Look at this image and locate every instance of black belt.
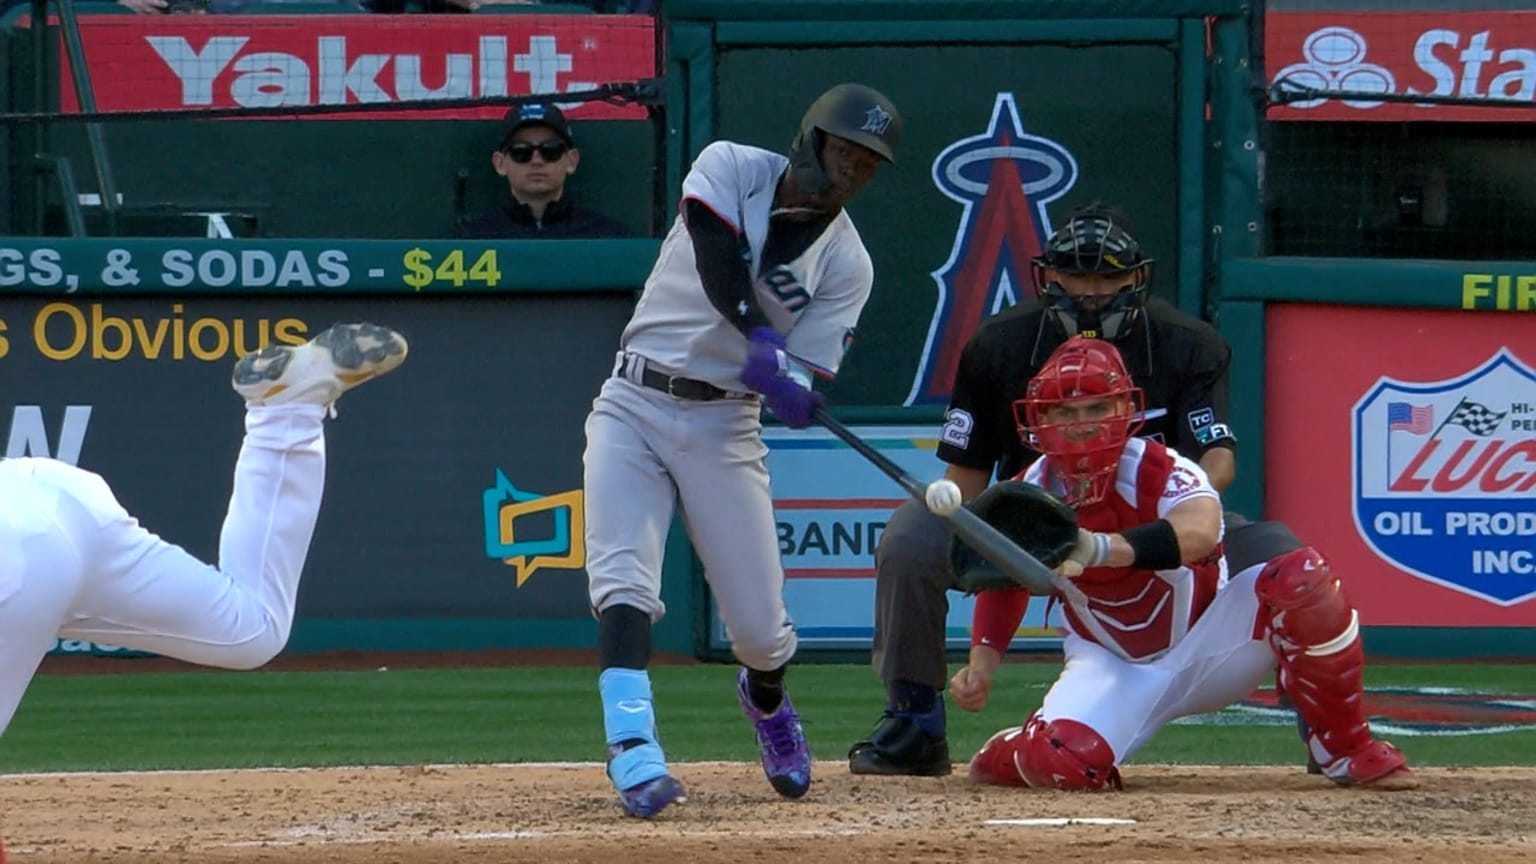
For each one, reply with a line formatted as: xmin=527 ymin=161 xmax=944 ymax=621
xmin=627 ymin=360 xmax=748 ymax=402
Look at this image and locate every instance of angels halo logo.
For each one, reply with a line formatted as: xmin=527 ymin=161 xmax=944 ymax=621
xmin=905 ymin=92 xmax=1077 ymax=406
xmin=1351 ymin=348 xmax=1536 ymax=605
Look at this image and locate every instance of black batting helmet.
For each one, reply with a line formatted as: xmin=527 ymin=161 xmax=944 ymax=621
xmin=1030 ymin=202 xmax=1154 ymax=341
xmin=788 ymin=83 xmax=902 ymax=195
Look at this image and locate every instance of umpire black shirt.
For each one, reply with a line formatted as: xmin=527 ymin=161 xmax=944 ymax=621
xmin=937 ymin=297 xmax=1236 ymax=481
xmin=456 ymin=195 xmax=631 ymax=239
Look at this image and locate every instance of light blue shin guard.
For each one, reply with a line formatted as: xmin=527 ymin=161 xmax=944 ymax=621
xmin=599 ymin=667 xmax=670 ymax=790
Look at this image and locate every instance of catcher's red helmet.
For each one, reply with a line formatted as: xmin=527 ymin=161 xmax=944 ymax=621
xmin=1016 ymin=336 xmax=1143 ymax=507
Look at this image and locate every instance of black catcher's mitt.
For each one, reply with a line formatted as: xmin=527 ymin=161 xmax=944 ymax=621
xmin=950 ymin=480 xmax=1080 ymax=594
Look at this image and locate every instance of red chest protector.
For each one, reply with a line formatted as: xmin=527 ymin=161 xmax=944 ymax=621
xmin=1054 ymin=443 xmax=1223 ymax=661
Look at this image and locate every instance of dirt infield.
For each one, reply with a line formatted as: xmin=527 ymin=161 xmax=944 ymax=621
xmin=2 ymin=763 xmax=1533 ymax=863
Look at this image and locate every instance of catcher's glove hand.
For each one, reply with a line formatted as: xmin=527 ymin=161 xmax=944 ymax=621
xmin=949 ymin=480 xmax=1081 ymax=594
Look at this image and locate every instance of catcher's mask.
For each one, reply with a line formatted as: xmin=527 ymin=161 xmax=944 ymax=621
xmin=788 ymin=83 xmax=902 ymax=199
xmin=1016 ymin=336 xmax=1144 ymax=508
xmin=1030 ymin=203 xmax=1153 ymax=341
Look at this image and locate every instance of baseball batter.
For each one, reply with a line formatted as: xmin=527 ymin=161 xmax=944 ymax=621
xmin=0 ymin=323 xmax=407 ymax=740
xmin=956 ymin=337 xmax=1417 ymax=791
xmin=582 ymin=83 xmax=902 ymax=818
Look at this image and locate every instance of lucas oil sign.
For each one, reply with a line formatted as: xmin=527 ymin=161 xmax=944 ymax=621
xmin=1353 ymin=349 xmax=1536 ymax=606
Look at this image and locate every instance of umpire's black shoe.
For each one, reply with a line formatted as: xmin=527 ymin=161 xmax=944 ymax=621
xmin=848 ymin=712 xmax=952 ymax=776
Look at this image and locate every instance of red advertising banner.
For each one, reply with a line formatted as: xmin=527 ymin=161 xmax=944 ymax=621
xmin=1266 ymin=304 xmax=1536 ymax=627
xmin=1267 ymin=11 xmax=1536 ymax=121
xmin=37 ymin=14 xmax=655 ymax=120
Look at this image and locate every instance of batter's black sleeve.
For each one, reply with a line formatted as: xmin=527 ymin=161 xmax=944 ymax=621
xmin=682 ymin=198 xmax=772 ymax=335
xmin=1168 ymin=329 xmax=1237 ymax=458
xmin=936 ymin=334 xmax=1009 ymax=472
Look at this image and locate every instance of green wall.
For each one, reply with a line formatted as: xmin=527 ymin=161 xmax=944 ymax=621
xmin=6 ymin=0 xmax=1530 ymax=657
xmin=710 ymin=41 xmax=1182 ymax=406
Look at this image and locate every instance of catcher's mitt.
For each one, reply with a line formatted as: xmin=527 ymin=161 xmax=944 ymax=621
xmin=950 ymin=480 xmax=1080 ymax=594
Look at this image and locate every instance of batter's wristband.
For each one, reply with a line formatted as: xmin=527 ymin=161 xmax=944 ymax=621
xmin=1122 ymin=519 xmax=1183 ymax=571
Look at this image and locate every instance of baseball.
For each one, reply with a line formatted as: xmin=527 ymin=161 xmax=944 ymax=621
xmin=924 ymin=479 xmax=964 ymax=516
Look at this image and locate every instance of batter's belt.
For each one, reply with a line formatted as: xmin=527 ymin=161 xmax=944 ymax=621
xmin=616 ymin=352 xmax=755 ymax=402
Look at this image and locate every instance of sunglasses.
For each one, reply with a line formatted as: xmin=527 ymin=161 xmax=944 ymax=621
xmin=504 ymin=140 xmax=570 ymax=164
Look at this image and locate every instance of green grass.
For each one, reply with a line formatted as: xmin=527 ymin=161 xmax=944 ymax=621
xmin=2 ymin=661 xmax=1533 ymax=773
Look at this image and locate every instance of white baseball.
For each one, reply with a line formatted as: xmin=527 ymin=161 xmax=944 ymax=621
xmin=924 ymin=479 xmax=963 ymax=517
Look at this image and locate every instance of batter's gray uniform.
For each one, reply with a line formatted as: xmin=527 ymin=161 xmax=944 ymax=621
xmin=584 ymin=140 xmax=873 ymax=669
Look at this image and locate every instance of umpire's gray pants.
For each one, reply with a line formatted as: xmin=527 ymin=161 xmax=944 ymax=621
xmin=871 ymin=498 xmax=959 ymax=690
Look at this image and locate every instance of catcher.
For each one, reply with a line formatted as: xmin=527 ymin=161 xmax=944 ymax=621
xmin=950 ymin=336 xmax=1417 ymax=791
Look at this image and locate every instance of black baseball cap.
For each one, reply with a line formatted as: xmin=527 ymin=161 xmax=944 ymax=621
xmin=500 ymin=103 xmax=573 ymax=148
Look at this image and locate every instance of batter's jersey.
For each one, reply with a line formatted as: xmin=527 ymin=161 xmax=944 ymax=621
xmin=1021 ymin=439 xmax=1227 ymax=663
xmin=620 ymin=141 xmax=874 ymax=390
xmin=937 ymin=297 xmax=1235 ymax=481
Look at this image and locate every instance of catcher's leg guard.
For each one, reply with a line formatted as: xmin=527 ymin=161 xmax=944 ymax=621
xmin=969 ymin=715 xmax=1122 ymax=791
xmin=967 ymin=725 xmax=1029 ymax=787
xmin=1256 ymin=548 xmax=1417 ymax=790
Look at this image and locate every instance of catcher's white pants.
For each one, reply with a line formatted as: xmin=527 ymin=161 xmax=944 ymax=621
xmin=0 ymin=404 xmax=327 ymax=739
xmin=1038 ymin=563 xmax=1277 ymax=764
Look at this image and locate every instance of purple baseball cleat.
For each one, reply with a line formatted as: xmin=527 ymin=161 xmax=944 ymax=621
xmin=736 ymin=668 xmax=812 ymax=799
xmin=607 ymin=739 xmax=686 ymax=819
xmin=616 ymin=774 xmax=687 ymax=819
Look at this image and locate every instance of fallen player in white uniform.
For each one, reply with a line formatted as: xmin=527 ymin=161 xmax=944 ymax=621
xmin=0 ymin=322 xmax=407 ymax=740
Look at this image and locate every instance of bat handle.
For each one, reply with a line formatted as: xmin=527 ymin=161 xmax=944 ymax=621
xmin=813 ymin=407 xmax=926 ymax=499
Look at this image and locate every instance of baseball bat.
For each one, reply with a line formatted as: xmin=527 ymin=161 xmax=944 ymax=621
xmin=812 ymin=407 xmax=1058 ymax=594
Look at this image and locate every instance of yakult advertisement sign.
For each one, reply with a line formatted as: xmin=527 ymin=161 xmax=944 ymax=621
xmin=1268 ymin=11 xmax=1536 ymax=121
xmin=1267 ymin=305 xmax=1536 ymax=628
xmin=43 ymin=15 xmax=655 ymax=120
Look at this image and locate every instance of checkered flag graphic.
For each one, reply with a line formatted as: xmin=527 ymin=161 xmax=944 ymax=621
xmin=1444 ymin=399 xmax=1508 ymax=437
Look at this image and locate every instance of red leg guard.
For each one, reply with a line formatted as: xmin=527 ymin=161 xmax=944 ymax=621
xmin=1256 ymin=548 xmax=1417 ymax=789
xmin=969 ymin=715 xmax=1121 ymax=791
xmin=967 ymin=725 xmax=1030 ymax=787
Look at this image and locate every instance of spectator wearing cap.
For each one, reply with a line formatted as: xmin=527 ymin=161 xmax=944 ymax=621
xmin=457 ymin=103 xmax=631 ymax=239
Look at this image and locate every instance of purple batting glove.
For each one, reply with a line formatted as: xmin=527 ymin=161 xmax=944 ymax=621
xmin=739 ymin=327 xmax=822 ymax=428
xmin=761 ymin=377 xmax=825 ymax=429
xmin=740 ymin=327 xmax=789 ymax=393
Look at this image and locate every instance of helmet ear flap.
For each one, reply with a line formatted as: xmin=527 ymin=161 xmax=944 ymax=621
xmin=788 ymin=126 xmax=829 ymax=196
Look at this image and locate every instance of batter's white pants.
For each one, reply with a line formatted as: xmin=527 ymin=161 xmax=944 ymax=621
xmin=583 ymin=377 xmax=797 ymax=672
xmin=1038 ymin=564 xmax=1278 ymax=764
xmin=0 ymin=404 xmax=328 ymax=738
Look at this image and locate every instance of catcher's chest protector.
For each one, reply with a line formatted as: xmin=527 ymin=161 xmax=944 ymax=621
xmin=1050 ymin=443 xmax=1221 ymax=661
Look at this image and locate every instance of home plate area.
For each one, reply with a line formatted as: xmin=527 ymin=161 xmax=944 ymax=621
xmin=2 ymin=763 xmax=1533 ymax=863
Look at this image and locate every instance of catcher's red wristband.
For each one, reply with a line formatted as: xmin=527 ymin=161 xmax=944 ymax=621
xmin=971 ymin=587 xmax=1030 ymax=651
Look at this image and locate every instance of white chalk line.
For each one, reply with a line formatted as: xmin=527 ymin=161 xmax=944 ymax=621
xmin=985 ymin=817 xmax=1139 ymax=827
xmin=0 ymin=759 xmax=672 ymax=780
xmin=212 ymin=826 xmax=871 ymax=849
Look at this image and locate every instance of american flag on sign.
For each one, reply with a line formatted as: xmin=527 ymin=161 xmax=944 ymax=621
xmin=1387 ymin=402 xmax=1432 ymax=435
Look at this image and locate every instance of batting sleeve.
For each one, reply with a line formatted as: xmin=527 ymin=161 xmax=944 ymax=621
xmin=681 ymin=144 xmax=772 ymax=335
xmin=1169 ymin=330 xmax=1237 ymax=458
xmin=971 ymin=588 xmax=1030 ymax=651
xmin=936 ymin=334 xmax=1008 ymax=472
xmin=782 ymin=236 xmax=873 ymax=379
xmin=682 ymin=199 xmax=771 ymax=335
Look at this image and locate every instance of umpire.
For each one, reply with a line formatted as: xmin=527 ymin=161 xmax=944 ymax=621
xmin=848 ymin=201 xmax=1239 ymax=776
